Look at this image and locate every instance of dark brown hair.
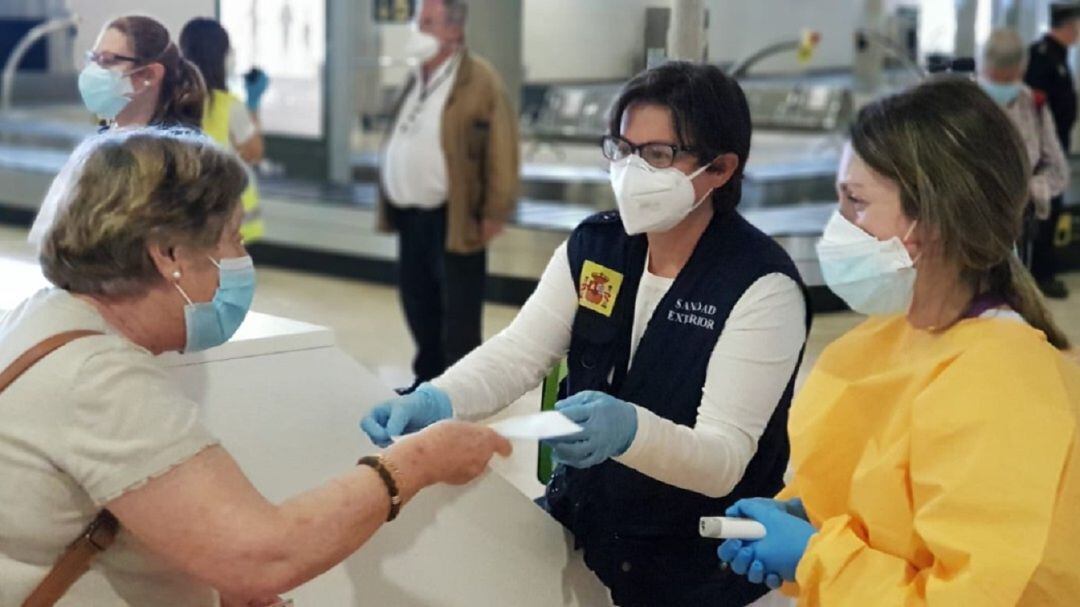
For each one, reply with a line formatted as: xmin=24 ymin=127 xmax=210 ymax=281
xmin=109 ymin=15 xmax=206 ymax=128
xmin=850 ymin=76 xmax=1069 ymax=349
xmin=179 ymin=17 xmax=229 ymax=94
xmin=608 ymin=61 xmax=752 ymax=213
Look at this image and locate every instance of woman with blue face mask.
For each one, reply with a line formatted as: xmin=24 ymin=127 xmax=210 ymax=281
xmin=719 ymin=78 xmax=1080 ymax=604
xmin=362 ymin=61 xmax=811 ymax=606
xmin=29 ymin=16 xmax=209 ymax=257
xmin=0 ymin=128 xmax=511 ymax=606
xmin=78 ymin=15 xmax=205 ymax=129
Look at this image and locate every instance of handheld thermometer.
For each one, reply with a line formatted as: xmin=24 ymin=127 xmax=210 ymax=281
xmin=699 ymin=516 xmax=767 ymax=540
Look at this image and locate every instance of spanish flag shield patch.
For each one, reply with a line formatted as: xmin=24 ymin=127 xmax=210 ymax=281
xmin=578 ymin=260 xmax=624 ymax=317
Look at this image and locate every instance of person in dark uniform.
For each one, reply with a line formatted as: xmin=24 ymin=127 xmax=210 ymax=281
xmin=1024 ymin=2 xmax=1080 ymax=299
xmin=363 ymin=62 xmax=812 ymax=606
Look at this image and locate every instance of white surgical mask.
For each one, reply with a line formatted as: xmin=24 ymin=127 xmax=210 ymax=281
xmin=77 ymin=63 xmax=134 ymax=120
xmin=815 ymin=210 xmax=918 ymax=315
xmin=405 ymin=25 xmax=440 ymax=64
xmin=610 ymin=155 xmax=713 ymax=235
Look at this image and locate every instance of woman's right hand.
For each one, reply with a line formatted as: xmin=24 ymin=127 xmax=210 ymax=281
xmin=388 ymin=421 xmax=512 ymax=487
xmin=360 ymin=383 xmax=453 ymax=447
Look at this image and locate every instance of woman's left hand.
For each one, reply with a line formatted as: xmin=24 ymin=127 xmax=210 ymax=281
xmin=542 ymin=391 xmax=638 ymax=468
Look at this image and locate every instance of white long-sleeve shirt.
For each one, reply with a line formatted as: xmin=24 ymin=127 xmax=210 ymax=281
xmin=381 ymin=52 xmax=462 ymax=208
xmin=432 ymin=241 xmax=807 ymax=499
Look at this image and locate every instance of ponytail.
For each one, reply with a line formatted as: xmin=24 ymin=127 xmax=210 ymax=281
xmin=107 ymin=16 xmax=207 ymax=129
xmin=151 ymin=44 xmax=206 ymax=129
xmin=989 ymin=255 xmax=1071 ymax=350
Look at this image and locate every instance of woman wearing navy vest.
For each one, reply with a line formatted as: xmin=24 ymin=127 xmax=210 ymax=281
xmin=362 ymin=62 xmax=811 ymax=606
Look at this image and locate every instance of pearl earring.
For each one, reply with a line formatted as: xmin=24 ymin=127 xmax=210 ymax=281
xmin=172 ymin=270 xmax=181 ymax=280
xmin=144 ymin=80 xmax=151 ymax=86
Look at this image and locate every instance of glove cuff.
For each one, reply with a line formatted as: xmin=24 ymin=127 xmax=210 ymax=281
xmin=416 ymin=382 xmax=454 ymax=420
xmin=613 ymin=404 xmax=639 ymax=456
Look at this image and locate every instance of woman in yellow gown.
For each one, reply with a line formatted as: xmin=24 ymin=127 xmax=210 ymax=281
xmin=720 ymin=77 xmax=1080 ymax=605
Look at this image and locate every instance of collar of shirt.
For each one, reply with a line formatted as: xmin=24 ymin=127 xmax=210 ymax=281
xmin=1043 ymin=34 xmax=1068 ymax=60
xmin=416 ymin=50 xmax=463 ymax=98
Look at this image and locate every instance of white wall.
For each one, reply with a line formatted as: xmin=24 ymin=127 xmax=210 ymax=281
xmin=706 ymin=0 xmax=863 ymax=72
xmin=523 ymin=0 xmax=669 ymax=82
xmin=518 ymin=0 xmax=870 ymax=83
xmin=68 ymin=0 xmax=215 ymax=61
xmin=0 ymin=0 xmax=214 ymax=74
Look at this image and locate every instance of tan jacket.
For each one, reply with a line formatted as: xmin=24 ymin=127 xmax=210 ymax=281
xmin=378 ymin=50 xmax=520 ymax=254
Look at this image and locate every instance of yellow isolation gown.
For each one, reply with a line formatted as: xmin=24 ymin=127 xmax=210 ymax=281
xmin=779 ymin=314 xmax=1080 ymax=606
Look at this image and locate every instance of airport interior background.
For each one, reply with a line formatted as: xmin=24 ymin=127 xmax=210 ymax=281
xmin=2 ymin=0 xmax=1080 ymax=603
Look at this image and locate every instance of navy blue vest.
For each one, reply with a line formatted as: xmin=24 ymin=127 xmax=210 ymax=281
xmin=543 ymin=209 xmax=810 ymax=606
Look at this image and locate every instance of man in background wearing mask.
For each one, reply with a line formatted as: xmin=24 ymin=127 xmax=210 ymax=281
xmin=980 ymin=28 xmax=1069 ymax=268
xmin=1024 ymin=2 xmax=1080 ymax=299
xmin=378 ymin=0 xmax=520 ymax=392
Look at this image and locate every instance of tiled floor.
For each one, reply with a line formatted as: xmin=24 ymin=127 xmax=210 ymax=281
xmin=3 ymin=223 xmax=1080 ymax=497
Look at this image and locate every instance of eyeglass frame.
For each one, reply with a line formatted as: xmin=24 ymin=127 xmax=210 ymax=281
xmin=84 ymin=50 xmax=142 ymax=68
xmin=600 ymin=134 xmax=702 ymax=169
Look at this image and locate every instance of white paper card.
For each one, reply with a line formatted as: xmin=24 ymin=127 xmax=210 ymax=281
xmin=488 ymin=411 xmax=582 ymax=440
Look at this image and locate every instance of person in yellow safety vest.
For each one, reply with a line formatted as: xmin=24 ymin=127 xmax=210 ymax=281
xmin=180 ymin=17 xmax=266 ymax=244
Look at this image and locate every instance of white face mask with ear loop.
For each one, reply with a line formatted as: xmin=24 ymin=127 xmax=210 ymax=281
xmin=405 ymin=23 xmax=440 ymax=64
xmin=610 ymin=155 xmax=716 ymax=235
xmin=815 ymin=210 xmax=920 ymax=316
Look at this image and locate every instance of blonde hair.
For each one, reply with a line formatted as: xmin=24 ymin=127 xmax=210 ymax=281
xmin=40 ymin=128 xmax=247 ymax=297
xmin=850 ymin=77 xmax=1070 ymax=349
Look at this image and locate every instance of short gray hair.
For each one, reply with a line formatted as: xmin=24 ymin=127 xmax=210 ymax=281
xmin=418 ymin=0 xmax=467 ymax=26
xmin=40 ymin=128 xmax=246 ymax=297
xmin=444 ymin=0 xmax=468 ymax=26
xmin=982 ymin=28 xmax=1027 ymax=71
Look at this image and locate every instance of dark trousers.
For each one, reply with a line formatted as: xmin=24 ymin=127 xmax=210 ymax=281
xmin=1031 ymin=195 xmax=1064 ymax=283
xmin=394 ymin=206 xmax=486 ymax=382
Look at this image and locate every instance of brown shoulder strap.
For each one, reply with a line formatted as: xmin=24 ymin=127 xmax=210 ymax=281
xmin=0 ymin=330 xmax=118 ymax=607
xmin=0 ymin=330 xmax=104 ymax=394
xmin=21 ymin=511 xmax=119 ymax=607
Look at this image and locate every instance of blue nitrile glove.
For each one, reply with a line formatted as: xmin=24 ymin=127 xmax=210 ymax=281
xmin=718 ymin=497 xmax=816 ymax=586
xmin=718 ymin=497 xmax=795 ymax=588
xmin=243 ymin=68 xmax=270 ymax=113
xmin=359 ymin=383 xmax=452 ymax=448
xmin=541 ymin=391 xmax=638 ymax=469
xmin=784 ymin=497 xmax=808 ymax=521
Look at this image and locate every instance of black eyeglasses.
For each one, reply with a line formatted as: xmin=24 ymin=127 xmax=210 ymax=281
xmin=84 ymin=50 xmax=141 ymax=68
xmin=601 ymin=134 xmax=698 ymax=169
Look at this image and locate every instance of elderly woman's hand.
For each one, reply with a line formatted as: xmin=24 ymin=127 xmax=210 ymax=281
xmin=386 ymin=420 xmax=512 ymax=487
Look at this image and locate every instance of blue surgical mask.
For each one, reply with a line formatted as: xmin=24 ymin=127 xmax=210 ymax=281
xmin=175 ymin=256 xmax=256 ymax=353
xmin=815 ymin=210 xmax=918 ymax=316
xmin=78 ymin=62 xmax=134 ymax=120
xmin=979 ymin=79 xmax=1022 ymax=107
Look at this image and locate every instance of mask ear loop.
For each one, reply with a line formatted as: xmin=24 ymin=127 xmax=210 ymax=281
xmin=687 ymin=160 xmax=717 ymax=210
xmin=902 ymin=220 xmax=921 ymax=265
xmin=172 ymin=268 xmax=194 ymax=305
